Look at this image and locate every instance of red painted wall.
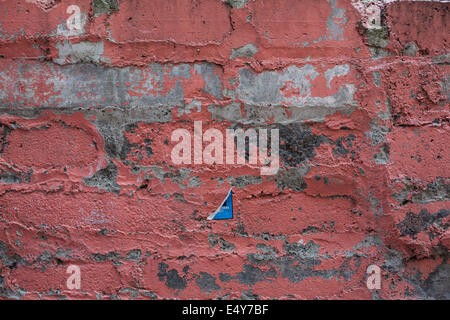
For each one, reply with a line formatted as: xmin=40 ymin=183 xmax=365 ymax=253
xmin=0 ymin=0 xmax=448 ymax=299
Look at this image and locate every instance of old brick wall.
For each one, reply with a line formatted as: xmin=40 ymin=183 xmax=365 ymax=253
xmin=0 ymin=0 xmax=448 ymax=299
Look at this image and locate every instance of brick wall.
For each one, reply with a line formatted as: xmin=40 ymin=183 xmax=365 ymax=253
xmin=0 ymin=0 xmax=448 ymax=299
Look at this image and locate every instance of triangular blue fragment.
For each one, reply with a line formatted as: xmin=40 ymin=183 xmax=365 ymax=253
xmin=208 ymin=189 xmax=233 ymax=220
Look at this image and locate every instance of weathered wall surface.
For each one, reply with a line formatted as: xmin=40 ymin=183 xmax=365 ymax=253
xmin=0 ymin=0 xmax=448 ymax=299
